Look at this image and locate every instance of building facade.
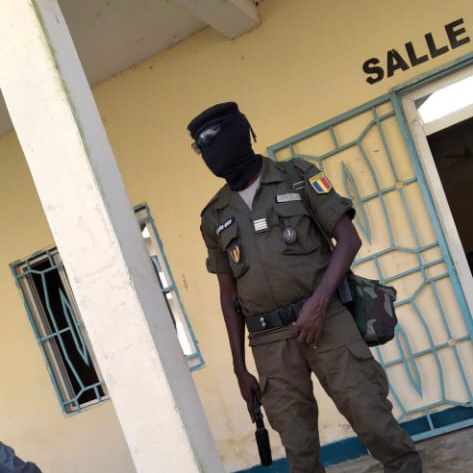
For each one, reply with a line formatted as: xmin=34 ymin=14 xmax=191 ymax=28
xmin=0 ymin=0 xmax=472 ymax=471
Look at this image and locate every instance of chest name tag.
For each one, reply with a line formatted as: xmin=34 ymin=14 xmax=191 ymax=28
xmin=216 ymin=217 xmax=234 ymax=236
xmin=253 ymin=217 xmax=269 ymax=233
xmin=276 ymin=193 xmax=302 ymax=203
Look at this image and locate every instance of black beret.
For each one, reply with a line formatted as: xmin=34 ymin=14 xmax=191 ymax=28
xmin=187 ymin=102 xmax=241 ymax=138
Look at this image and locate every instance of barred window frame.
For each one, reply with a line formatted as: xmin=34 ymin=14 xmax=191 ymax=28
xmin=10 ymin=203 xmax=203 ymax=414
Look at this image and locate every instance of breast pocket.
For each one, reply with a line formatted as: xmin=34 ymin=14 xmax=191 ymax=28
xmin=273 ymin=201 xmax=320 ymax=255
xmin=218 ymin=222 xmax=249 ymax=278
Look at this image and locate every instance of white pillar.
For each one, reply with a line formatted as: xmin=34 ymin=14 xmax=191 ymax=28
xmin=0 ymin=1 xmax=223 ymax=472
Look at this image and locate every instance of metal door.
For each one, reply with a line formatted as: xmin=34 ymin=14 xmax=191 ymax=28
xmin=267 ymin=95 xmax=473 ymax=440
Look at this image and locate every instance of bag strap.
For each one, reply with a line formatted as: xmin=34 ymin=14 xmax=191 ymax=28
xmin=276 ymin=159 xmax=334 ymax=250
xmin=276 ymin=158 xmax=352 ymax=302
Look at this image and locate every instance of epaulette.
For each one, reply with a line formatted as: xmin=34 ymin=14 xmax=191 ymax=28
xmin=275 ymin=157 xmax=315 ymax=185
xmin=200 ymin=184 xmax=232 ymax=217
xmin=292 ymin=157 xmax=314 ymax=174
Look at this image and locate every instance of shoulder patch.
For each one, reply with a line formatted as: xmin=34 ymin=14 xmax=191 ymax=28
xmin=309 ymin=172 xmax=333 ymax=194
xmin=216 ymin=217 xmax=234 ymax=236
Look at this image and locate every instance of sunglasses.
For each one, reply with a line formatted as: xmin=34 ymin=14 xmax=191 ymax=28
xmin=191 ymin=124 xmax=222 ymax=154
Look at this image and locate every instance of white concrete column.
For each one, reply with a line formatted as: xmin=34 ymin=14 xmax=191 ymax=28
xmin=0 ymin=1 xmax=223 ymax=473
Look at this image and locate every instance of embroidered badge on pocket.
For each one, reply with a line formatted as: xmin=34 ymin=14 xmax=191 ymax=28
xmin=229 ymin=243 xmax=241 ymax=264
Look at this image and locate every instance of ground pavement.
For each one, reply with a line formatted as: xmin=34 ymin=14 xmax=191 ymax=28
xmin=326 ymin=427 xmax=472 ymax=473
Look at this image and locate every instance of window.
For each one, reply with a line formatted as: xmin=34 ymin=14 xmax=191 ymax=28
xmin=135 ymin=204 xmax=203 ymax=371
xmin=11 ymin=204 xmax=203 ymax=413
xmin=11 ymin=248 xmax=107 ymax=413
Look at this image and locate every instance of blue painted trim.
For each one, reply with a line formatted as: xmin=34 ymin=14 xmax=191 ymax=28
xmin=267 ymin=95 xmax=391 ymax=159
xmin=133 ymin=203 xmax=205 ymax=371
xmin=320 ymin=437 xmax=368 ymax=466
xmin=233 ymin=406 xmax=473 ymax=473
xmin=237 ymin=458 xmax=289 ymax=473
xmin=342 ymin=162 xmax=371 ymax=243
xmin=9 ymin=259 xmax=69 ymax=414
xmin=405 ymin=405 xmax=473 ymax=438
xmin=9 ymin=250 xmax=107 ymax=414
xmin=392 ymin=50 xmax=473 ymax=94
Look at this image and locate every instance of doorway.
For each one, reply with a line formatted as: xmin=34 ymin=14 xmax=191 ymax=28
xmin=427 ymin=118 xmax=473 ymax=277
xmin=402 ymin=66 xmax=473 ymax=318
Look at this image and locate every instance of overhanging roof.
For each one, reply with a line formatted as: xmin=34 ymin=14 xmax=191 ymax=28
xmin=0 ymin=0 xmax=260 ymax=137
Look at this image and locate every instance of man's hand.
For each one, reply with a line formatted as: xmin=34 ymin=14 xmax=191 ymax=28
xmin=293 ymin=292 xmax=330 ymax=346
xmin=217 ymin=273 xmax=261 ymax=421
xmin=294 ymin=215 xmax=361 ymax=347
xmin=236 ymin=369 xmax=261 ymax=422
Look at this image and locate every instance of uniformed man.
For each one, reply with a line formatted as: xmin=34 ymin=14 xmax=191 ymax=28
xmin=188 ymin=102 xmax=422 ymax=473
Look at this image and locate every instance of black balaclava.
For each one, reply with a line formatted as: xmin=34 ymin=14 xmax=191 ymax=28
xmin=187 ymin=102 xmax=262 ymax=191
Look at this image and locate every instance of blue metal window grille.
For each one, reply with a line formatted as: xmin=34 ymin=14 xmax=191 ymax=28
xmin=267 ymin=92 xmax=473 ymax=440
xmin=11 ymin=205 xmax=204 ymax=413
xmin=135 ymin=203 xmax=204 ymax=371
xmin=10 ymin=248 xmax=107 ymax=414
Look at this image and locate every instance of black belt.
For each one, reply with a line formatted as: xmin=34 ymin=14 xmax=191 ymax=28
xmin=246 ymin=299 xmax=306 ymax=333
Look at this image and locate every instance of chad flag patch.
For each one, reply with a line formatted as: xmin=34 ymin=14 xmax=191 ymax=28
xmin=309 ymin=172 xmax=332 ymax=194
xmin=229 ymin=243 xmax=241 ymax=264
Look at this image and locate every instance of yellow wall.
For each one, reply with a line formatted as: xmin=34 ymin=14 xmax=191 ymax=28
xmin=0 ymin=0 xmax=472 ymax=471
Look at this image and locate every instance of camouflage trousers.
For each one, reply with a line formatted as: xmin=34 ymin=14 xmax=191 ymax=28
xmin=251 ymin=305 xmax=422 ymax=473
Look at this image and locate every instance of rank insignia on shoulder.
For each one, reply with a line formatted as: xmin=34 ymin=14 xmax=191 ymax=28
xmin=309 ymin=172 xmax=332 ymax=194
xmin=216 ymin=217 xmax=234 ymax=236
xmin=229 ymin=243 xmax=241 ymax=264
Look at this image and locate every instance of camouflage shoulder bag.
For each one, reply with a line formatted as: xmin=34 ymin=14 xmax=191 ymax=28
xmin=279 ymin=159 xmax=398 ymax=346
xmin=342 ymin=272 xmax=397 ymax=346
